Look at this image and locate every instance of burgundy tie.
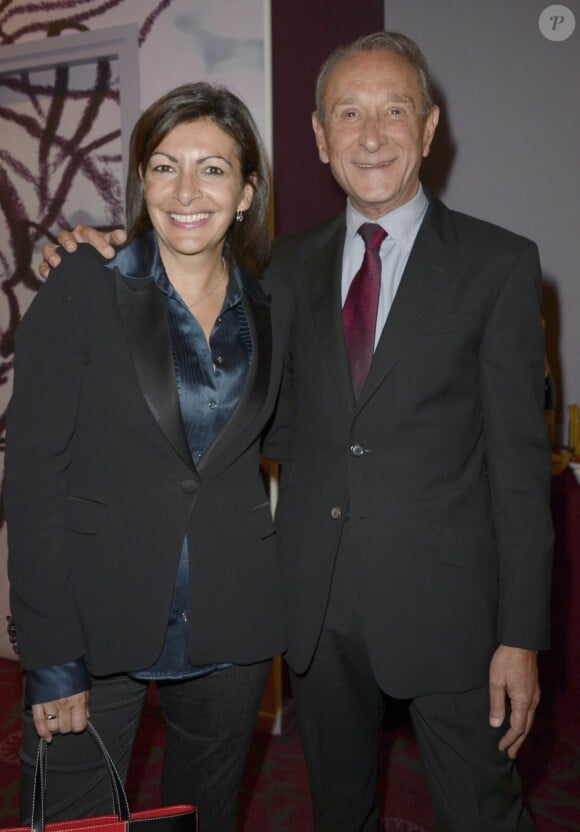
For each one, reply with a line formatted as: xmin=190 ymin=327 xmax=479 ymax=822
xmin=343 ymin=223 xmax=387 ymax=399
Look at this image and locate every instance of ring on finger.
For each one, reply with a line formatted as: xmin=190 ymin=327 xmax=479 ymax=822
xmin=45 ymin=713 xmax=57 ymax=721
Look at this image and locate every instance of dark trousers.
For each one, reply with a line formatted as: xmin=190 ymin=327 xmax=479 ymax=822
xmin=20 ymin=661 xmax=271 ymax=832
xmin=290 ymin=527 xmax=535 ymax=832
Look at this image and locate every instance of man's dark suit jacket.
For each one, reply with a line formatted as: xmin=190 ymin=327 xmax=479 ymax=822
xmin=5 ymin=245 xmax=288 ymax=676
xmin=265 ymin=194 xmax=553 ymax=700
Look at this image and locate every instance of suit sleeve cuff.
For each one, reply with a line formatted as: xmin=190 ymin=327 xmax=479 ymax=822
xmin=24 ymin=659 xmax=91 ymax=707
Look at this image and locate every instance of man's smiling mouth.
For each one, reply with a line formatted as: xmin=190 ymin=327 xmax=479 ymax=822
xmin=353 ymin=160 xmax=395 ymax=169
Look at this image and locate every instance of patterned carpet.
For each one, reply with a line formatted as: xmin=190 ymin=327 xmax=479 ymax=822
xmin=0 ymin=659 xmax=578 ymax=831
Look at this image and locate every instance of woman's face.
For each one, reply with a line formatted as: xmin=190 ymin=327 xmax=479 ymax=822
xmin=140 ymin=118 xmax=253 ymax=266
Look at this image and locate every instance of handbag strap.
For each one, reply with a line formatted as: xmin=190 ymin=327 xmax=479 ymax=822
xmin=30 ymin=721 xmax=130 ymax=832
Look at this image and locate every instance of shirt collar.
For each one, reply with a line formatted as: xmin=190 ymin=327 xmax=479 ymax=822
xmin=105 ymin=228 xmax=251 ymax=310
xmin=345 ymin=183 xmax=428 ymax=256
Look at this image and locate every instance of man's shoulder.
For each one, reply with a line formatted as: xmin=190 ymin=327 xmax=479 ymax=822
xmin=430 ymin=196 xmax=536 ymax=254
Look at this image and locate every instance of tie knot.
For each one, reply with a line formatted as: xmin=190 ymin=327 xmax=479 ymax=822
xmin=358 ymin=222 xmax=387 ymax=251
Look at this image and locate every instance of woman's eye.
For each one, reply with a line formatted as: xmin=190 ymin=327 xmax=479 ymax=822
xmin=152 ymin=164 xmax=173 ymax=173
xmin=203 ymin=165 xmax=224 ymax=176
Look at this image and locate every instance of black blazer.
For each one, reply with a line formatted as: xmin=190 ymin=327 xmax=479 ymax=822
xmin=5 ymin=245 xmax=288 ymax=675
xmin=265 ymin=195 xmax=553 ymax=699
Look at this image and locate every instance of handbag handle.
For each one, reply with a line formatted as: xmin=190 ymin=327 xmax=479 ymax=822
xmin=31 ymin=721 xmax=130 ymax=832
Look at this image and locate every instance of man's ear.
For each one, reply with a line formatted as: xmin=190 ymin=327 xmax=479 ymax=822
xmin=312 ymin=112 xmax=330 ymax=165
xmin=422 ymin=105 xmax=440 ymax=158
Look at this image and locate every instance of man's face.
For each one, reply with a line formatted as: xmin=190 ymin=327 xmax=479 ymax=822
xmin=312 ymin=51 xmax=439 ymax=219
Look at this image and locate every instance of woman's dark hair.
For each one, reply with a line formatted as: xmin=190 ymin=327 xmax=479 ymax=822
xmin=126 ymin=82 xmax=270 ymax=274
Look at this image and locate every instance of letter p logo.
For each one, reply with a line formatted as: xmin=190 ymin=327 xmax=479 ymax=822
xmin=539 ymin=5 xmax=576 ymax=40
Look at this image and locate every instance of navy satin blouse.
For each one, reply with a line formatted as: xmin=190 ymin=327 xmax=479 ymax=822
xmin=116 ymin=233 xmax=252 ymax=680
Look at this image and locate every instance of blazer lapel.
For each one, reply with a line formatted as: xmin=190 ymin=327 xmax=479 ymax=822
xmin=358 ymin=197 xmax=462 ymax=406
xmin=306 ymin=217 xmax=355 ymax=408
xmin=198 ymin=277 xmax=272 ymax=471
xmin=115 ymin=272 xmax=193 ymax=469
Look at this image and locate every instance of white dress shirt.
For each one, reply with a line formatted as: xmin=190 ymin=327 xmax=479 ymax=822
xmin=342 ymin=185 xmax=428 ymax=348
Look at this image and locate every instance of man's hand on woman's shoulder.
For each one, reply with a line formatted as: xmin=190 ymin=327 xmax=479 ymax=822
xmin=39 ymin=226 xmax=127 ymax=278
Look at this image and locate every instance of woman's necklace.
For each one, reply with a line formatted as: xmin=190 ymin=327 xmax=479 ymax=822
xmin=186 ymin=257 xmax=227 ymax=309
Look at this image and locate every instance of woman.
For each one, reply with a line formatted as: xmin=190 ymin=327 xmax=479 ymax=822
xmin=5 ymin=82 xmax=288 ymax=832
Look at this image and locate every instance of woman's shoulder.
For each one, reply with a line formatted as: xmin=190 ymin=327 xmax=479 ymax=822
xmin=51 ymin=243 xmax=110 ymax=280
xmin=22 ymin=245 xmax=112 ymax=328
xmin=41 ymin=243 xmax=116 ymax=302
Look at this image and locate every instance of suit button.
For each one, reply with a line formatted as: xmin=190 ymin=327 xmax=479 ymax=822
xmin=350 ymin=444 xmax=364 ymax=456
xmin=182 ymin=479 xmax=199 ymax=494
xmin=330 ymin=506 xmax=342 ymax=520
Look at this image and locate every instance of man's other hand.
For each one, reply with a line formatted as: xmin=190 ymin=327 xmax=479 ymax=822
xmin=489 ymin=645 xmax=540 ymax=759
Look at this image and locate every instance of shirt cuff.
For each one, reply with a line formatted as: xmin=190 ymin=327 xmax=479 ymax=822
xmin=24 ymin=658 xmax=92 ymax=707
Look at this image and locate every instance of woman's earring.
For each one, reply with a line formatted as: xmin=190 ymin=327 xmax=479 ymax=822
xmin=236 ymin=210 xmax=244 ymax=223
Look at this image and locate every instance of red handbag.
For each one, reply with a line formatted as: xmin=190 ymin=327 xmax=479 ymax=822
xmin=3 ymin=722 xmax=197 ymax=832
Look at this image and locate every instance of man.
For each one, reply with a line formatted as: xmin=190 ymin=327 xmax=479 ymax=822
xmin=263 ymin=31 xmax=552 ymax=832
xmin=42 ymin=31 xmax=552 ymax=832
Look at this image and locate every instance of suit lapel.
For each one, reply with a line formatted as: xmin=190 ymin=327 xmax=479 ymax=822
xmin=115 ymin=272 xmax=193 ymax=469
xmin=198 ymin=277 xmax=272 ymax=471
xmin=358 ymin=197 xmax=462 ymax=406
xmin=306 ymin=217 xmax=355 ymax=408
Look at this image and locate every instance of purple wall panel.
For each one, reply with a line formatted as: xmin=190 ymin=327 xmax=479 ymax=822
xmin=271 ymin=0 xmax=384 ymax=237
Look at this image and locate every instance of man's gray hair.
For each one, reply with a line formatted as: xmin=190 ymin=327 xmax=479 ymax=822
xmin=315 ymin=31 xmax=435 ymax=123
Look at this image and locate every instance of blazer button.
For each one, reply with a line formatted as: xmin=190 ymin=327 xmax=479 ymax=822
xmin=350 ymin=444 xmax=364 ymax=456
xmin=181 ymin=479 xmax=199 ymax=494
xmin=330 ymin=506 xmax=342 ymax=520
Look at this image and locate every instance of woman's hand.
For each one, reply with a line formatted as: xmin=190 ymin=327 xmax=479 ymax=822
xmin=39 ymin=226 xmax=127 ymax=278
xmin=32 ymin=690 xmax=90 ymax=741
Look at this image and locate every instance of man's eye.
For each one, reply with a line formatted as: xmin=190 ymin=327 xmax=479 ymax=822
xmin=336 ymin=109 xmax=358 ymax=120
